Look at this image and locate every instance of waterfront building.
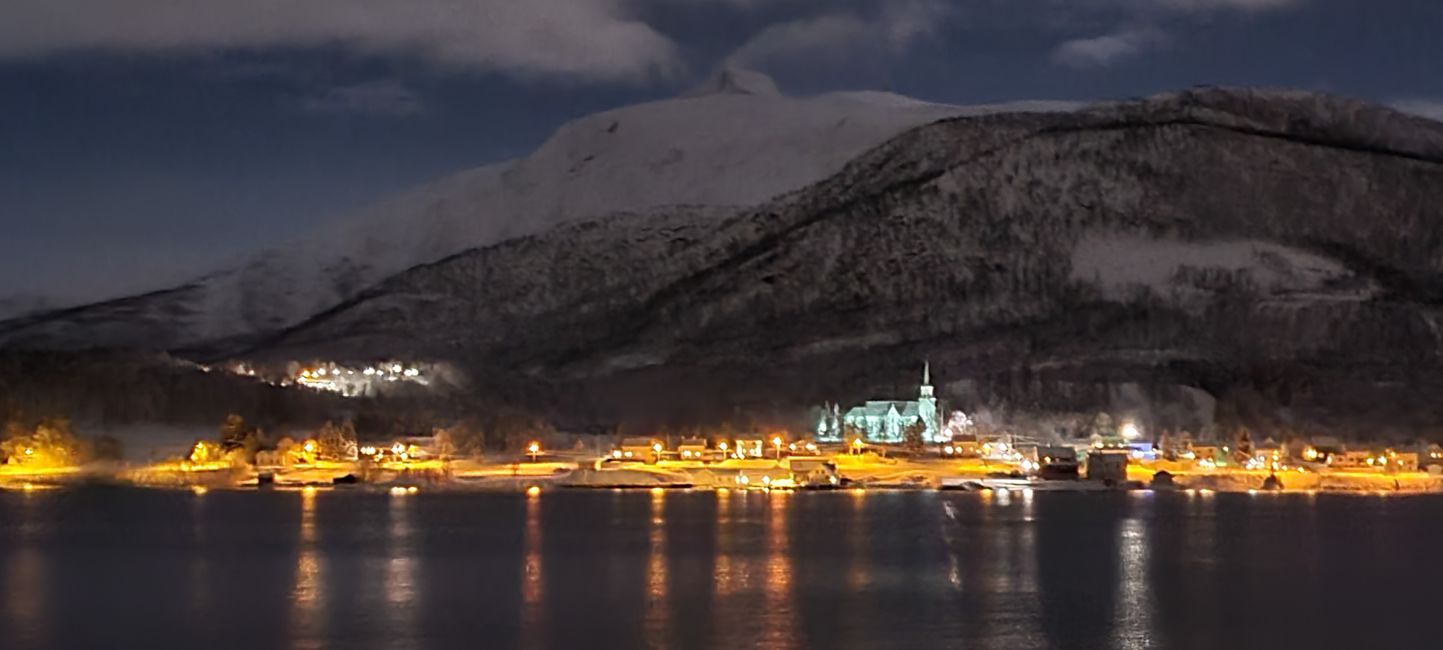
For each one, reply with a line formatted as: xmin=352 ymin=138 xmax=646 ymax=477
xmin=816 ymin=363 xmax=944 ymax=444
xmin=678 ymin=438 xmax=707 ymax=460
xmin=615 ymin=437 xmax=662 ymax=463
xmin=1086 ymin=450 xmax=1129 ymax=483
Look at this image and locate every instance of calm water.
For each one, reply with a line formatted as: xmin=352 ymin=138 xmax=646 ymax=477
xmin=0 ymin=487 xmax=1439 ymax=650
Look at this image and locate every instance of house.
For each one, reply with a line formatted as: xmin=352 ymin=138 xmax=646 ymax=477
xmin=1026 ymin=445 xmax=1080 ymax=480
xmin=943 ymin=433 xmax=980 ymax=458
xmin=787 ymin=457 xmax=839 ymax=488
xmin=1330 ymin=450 xmax=1374 ymax=469
xmin=613 ymin=437 xmax=662 ymax=464
xmin=1417 ymin=444 xmax=1443 ymax=473
xmin=734 ymin=438 xmax=765 ymax=459
xmin=1087 ymin=450 xmax=1129 ymax=484
xmin=677 ymin=438 xmax=708 ymax=461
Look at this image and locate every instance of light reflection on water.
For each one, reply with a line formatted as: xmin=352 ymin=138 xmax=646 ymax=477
xmin=519 ymin=487 xmax=544 ymax=650
xmin=289 ymin=488 xmax=325 ymax=650
xmin=384 ymin=488 xmax=419 ymax=650
xmin=0 ymin=489 xmax=1440 ymax=650
xmin=3 ymin=492 xmax=46 ymax=649
xmin=760 ymin=491 xmax=796 ymax=650
xmin=189 ymin=490 xmax=211 ymax=624
xmin=642 ymin=488 xmax=668 ymax=649
xmin=1112 ymin=516 xmax=1153 ymax=650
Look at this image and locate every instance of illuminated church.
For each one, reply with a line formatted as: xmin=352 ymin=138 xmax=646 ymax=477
xmin=816 ymin=363 xmax=943 ymax=444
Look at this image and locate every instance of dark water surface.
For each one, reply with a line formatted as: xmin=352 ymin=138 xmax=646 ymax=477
xmin=0 ymin=487 xmax=1438 ymax=650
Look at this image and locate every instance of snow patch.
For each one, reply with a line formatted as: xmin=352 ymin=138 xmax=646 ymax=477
xmin=1071 ymin=234 xmax=1371 ymax=301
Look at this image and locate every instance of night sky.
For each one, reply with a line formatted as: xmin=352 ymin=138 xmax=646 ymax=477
xmin=3 ymin=0 xmax=1441 ymax=306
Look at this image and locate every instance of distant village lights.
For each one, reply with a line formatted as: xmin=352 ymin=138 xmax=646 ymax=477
xmin=286 ymin=360 xmax=431 ymax=397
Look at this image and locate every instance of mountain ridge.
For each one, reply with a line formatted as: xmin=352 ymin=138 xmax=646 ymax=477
xmin=228 ymin=86 xmax=1443 ymax=431
xmin=2 ymin=69 xmax=1046 ymax=351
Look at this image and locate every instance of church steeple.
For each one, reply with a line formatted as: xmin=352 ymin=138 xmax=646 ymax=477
xmin=918 ymin=360 xmax=938 ymax=442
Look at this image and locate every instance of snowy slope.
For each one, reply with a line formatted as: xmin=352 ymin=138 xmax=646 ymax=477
xmin=247 ymin=87 xmax=1443 ymax=431
xmin=0 ymin=69 xmax=1079 ymax=350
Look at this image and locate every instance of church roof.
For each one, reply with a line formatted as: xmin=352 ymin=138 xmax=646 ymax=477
xmin=846 ymin=400 xmax=921 ymax=419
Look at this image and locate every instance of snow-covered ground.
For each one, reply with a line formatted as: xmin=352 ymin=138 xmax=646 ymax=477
xmin=1070 ymin=234 xmax=1373 ymax=301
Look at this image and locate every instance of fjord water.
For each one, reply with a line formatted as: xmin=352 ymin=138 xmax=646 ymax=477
xmin=0 ymin=488 xmax=1437 ymax=650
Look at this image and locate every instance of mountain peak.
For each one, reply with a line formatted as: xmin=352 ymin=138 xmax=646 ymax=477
xmin=683 ymin=67 xmax=781 ymax=98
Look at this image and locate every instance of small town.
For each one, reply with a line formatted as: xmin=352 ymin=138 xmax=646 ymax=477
xmin=4 ymin=364 xmax=1441 ymax=495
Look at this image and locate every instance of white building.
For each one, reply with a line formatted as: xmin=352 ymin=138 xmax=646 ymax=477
xmin=817 ymin=363 xmax=943 ymax=444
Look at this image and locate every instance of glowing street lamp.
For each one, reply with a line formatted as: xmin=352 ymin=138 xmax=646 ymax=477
xmin=772 ymin=436 xmax=784 ymax=461
xmin=1121 ymin=421 xmax=1141 ymax=441
xmin=527 ymin=441 xmax=541 ymax=463
xmin=851 ymin=438 xmax=864 ymax=455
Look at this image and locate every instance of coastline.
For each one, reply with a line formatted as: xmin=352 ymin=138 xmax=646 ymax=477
xmin=4 ymin=457 xmax=1440 ymax=495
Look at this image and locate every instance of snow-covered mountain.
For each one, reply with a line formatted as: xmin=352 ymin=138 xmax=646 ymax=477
xmin=0 ymin=69 xmax=1077 ymax=352
xmin=244 ymin=87 xmax=1443 ymax=432
xmin=11 ymin=79 xmax=1443 ymax=433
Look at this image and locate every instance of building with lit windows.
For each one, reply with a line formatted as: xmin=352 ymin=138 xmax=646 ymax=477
xmin=816 ymin=363 xmax=943 ymax=444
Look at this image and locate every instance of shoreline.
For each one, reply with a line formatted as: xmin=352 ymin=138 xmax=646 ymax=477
xmin=4 ymin=460 xmax=1441 ymax=495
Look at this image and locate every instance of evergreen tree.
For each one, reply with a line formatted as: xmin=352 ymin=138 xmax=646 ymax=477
xmin=903 ymin=419 xmax=926 ymax=451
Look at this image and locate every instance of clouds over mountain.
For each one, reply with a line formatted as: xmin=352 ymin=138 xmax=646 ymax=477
xmin=0 ymin=0 xmax=681 ymax=82
xmin=726 ymin=0 xmax=950 ymax=68
xmin=1053 ymin=0 xmax=1308 ymax=69
xmin=0 ymin=0 xmax=1316 ymax=81
xmin=1052 ymin=26 xmax=1169 ymax=69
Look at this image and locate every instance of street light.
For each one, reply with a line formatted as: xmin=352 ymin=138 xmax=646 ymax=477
xmin=851 ymin=438 xmax=864 ymax=455
xmin=772 ymin=436 xmax=784 ymax=461
xmin=527 ymin=441 xmax=541 ymax=463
